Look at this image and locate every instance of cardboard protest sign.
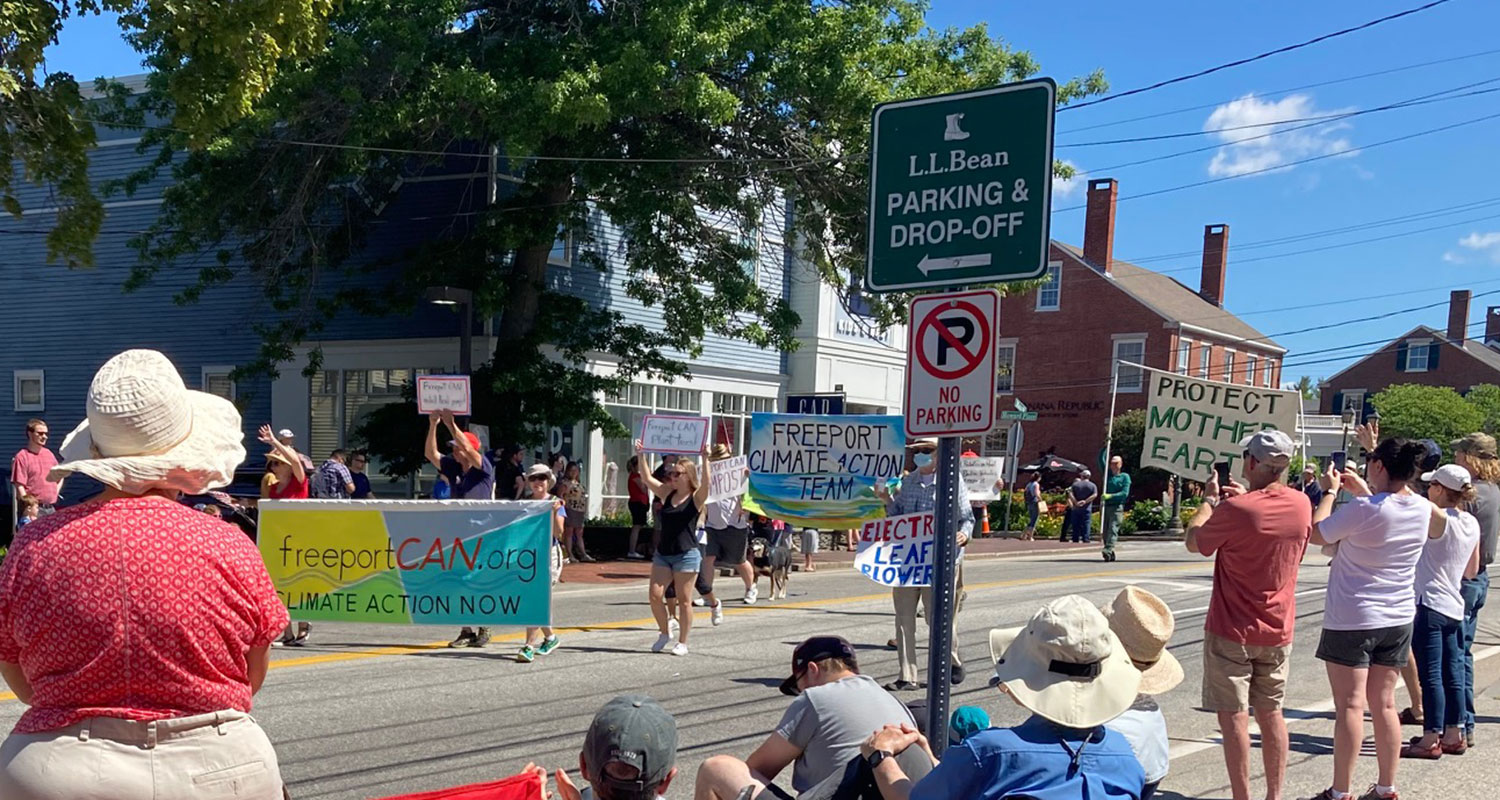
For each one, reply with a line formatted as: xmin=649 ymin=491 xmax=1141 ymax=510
xmin=1140 ymin=366 xmax=1299 ymax=480
xmin=747 ymin=413 xmax=905 ymax=528
xmin=854 ymin=512 xmax=934 ymax=587
xmin=640 ymin=414 xmax=710 ymax=455
xmin=708 ymin=455 xmax=749 ymax=502
xmin=961 ymin=456 xmax=1005 ymax=501
xmin=258 ymin=500 xmax=554 ymax=626
xmin=416 ymin=375 xmax=472 ymax=415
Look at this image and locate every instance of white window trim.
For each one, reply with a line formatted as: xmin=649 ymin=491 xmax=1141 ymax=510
xmin=1035 ymin=262 xmax=1062 ymax=311
xmin=1245 ymin=354 xmax=1258 ymax=386
xmin=1112 ymin=336 xmax=1147 ymax=393
xmin=1222 ymin=348 xmax=1236 ymax=383
xmin=201 ymin=366 xmax=237 ymax=401
xmin=1264 ymin=359 xmax=1275 ymax=387
xmin=1198 ymin=344 xmax=1211 ymax=380
xmin=996 ymin=338 xmax=1018 ymax=395
xmin=549 ymin=226 xmax=573 ymax=267
xmin=13 ymin=369 xmax=44 ymax=412
xmin=1176 ymin=338 xmax=1192 ymax=376
xmin=1405 ymin=338 xmax=1432 ymax=373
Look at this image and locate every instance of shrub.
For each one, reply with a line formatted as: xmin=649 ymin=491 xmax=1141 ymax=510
xmin=1125 ymin=500 xmax=1171 ymax=533
xmin=586 ymin=510 xmax=634 ymax=527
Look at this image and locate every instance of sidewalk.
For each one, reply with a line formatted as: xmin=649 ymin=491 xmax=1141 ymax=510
xmin=558 ymin=534 xmax=1130 ymax=586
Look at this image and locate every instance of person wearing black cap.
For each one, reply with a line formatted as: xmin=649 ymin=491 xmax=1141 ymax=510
xmin=553 ymin=694 xmax=679 ymax=800
xmin=694 ymin=636 xmax=918 ymax=799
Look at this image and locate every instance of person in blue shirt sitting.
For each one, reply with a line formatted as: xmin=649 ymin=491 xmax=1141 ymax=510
xmin=858 ymin=594 xmax=1147 ymax=800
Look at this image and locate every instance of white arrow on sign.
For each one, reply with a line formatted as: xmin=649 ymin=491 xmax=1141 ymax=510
xmin=917 ymin=253 xmax=993 ymax=275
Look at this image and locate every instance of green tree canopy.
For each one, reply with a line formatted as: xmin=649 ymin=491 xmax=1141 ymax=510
xmin=1464 ymin=384 xmax=1500 ymax=436
xmin=41 ymin=0 xmax=1106 ymax=474
xmin=1371 ymin=383 xmax=1483 ymax=454
xmin=1 ymin=0 xmax=334 ymax=266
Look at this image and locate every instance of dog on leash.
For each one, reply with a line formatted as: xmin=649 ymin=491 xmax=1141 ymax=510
xmin=749 ymin=533 xmax=793 ymax=600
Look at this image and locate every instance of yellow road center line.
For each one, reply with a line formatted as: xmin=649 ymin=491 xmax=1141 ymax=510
xmin=0 ymin=561 xmax=1207 ymax=703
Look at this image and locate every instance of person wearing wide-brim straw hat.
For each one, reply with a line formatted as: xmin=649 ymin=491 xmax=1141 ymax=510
xmin=1103 ymin=586 xmax=1183 ymax=800
xmin=0 ymin=349 xmax=290 ymax=799
xmin=858 ymin=595 xmax=1146 ymax=800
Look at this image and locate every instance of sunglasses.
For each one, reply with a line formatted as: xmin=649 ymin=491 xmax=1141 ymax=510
xmin=527 ymin=475 xmax=549 ymax=482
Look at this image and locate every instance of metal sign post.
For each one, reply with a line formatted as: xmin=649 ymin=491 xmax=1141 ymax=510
xmin=926 ymin=434 xmax=961 ymax=753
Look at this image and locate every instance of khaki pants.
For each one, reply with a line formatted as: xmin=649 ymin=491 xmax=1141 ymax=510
xmin=0 ymin=710 xmax=283 ymax=800
xmin=893 ymin=564 xmax=964 ymax=684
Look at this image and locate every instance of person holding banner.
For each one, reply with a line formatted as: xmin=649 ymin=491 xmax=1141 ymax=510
xmin=257 ymin=424 xmax=312 ymax=647
xmin=516 ymin=464 xmax=564 ymax=664
xmin=705 ymin=444 xmax=758 ymax=606
xmin=873 ymin=438 xmax=972 ymax=691
xmin=1100 ymin=456 xmax=1131 ymax=562
xmin=427 ymin=410 xmax=498 ymax=649
xmin=636 ymin=441 xmax=710 ymax=657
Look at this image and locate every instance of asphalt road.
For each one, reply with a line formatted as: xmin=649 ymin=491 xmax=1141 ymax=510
xmin=2 ymin=542 xmax=1498 ymax=799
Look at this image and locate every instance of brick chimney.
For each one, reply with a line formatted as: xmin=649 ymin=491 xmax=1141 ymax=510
xmin=1448 ymin=290 xmax=1471 ymax=343
xmin=1200 ymin=224 xmax=1229 ymax=308
xmin=1083 ymin=178 xmax=1117 ymax=274
xmin=1486 ymin=306 xmax=1500 ymax=347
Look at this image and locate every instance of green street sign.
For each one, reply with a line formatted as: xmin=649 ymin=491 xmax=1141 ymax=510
xmin=1001 ymin=410 xmax=1038 ymax=421
xmin=865 ymin=78 xmax=1056 ymax=293
xmin=1013 ymin=398 xmax=1028 ymax=413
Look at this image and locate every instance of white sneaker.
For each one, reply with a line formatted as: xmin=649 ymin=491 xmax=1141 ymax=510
xmin=671 ymin=642 xmax=690 ymax=656
xmin=711 ymin=601 xmax=724 ymax=626
xmin=651 ymin=633 xmax=672 ymax=653
xmin=692 ymin=597 xmax=706 ymax=607
xmin=744 ymin=586 xmax=759 ymax=605
xmin=668 ymin=617 xmax=680 ymax=638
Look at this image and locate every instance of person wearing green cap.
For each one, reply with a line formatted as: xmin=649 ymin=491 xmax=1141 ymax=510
xmin=947 ymin=706 xmax=990 ymax=747
xmin=551 ymin=694 xmax=679 ymax=800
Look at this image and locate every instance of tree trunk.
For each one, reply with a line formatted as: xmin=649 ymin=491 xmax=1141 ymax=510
xmin=495 ymin=177 xmax=574 ymax=349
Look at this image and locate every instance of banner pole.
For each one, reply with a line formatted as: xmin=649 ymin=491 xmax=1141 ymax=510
xmin=925 ymin=434 xmax=959 ymax=755
xmin=1101 ymin=360 xmax=1121 ymax=533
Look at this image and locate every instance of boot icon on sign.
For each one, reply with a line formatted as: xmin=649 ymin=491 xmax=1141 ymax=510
xmin=944 ymin=113 xmax=970 ymax=141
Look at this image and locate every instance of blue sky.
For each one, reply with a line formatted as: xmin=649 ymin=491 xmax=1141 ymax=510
xmin=42 ymin=1 xmax=1500 ymax=384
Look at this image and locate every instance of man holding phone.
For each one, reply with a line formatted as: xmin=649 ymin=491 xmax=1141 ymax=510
xmin=1185 ymin=430 xmax=1312 ymax=800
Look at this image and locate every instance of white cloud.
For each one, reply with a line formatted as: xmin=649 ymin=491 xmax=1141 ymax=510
xmin=1457 ymin=231 xmax=1500 ymax=263
xmin=1203 ymin=93 xmax=1356 ymax=178
xmin=1053 ymin=159 xmax=1084 ymax=198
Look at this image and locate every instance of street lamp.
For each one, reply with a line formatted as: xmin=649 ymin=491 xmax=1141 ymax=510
xmin=1340 ymin=404 xmax=1356 ymax=454
xmin=424 ymin=286 xmax=474 ymax=376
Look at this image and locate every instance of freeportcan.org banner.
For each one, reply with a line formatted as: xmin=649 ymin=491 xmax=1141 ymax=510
xmin=258 ymin=500 xmax=554 ymax=626
xmin=1139 ymin=366 xmax=1299 ymax=480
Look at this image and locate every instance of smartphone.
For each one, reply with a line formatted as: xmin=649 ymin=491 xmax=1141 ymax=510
xmin=1213 ymin=462 xmax=1231 ymax=485
xmin=1331 ymin=451 xmax=1347 ymax=473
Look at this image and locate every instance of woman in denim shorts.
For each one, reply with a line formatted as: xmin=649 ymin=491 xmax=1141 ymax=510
xmin=635 ymin=440 xmax=710 ymax=656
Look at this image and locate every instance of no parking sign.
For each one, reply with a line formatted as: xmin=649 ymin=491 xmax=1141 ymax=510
xmin=904 ymin=288 xmax=999 ymax=437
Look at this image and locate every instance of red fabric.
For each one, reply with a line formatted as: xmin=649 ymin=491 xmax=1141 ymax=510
xmin=8 ymin=448 xmax=59 ymax=505
xmin=1194 ymin=483 xmax=1312 ymax=646
xmin=268 ymin=474 xmax=309 ymax=499
xmin=372 ymin=771 xmax=544 ymax=800
xmin=0 ymin=497 xmax=289 ymax=733
xmin=628 ymin=472 xmax=649 ymax=504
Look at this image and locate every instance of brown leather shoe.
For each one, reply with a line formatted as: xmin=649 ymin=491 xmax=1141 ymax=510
xmin=1399 ymin=740 xmax=1441 ymax=760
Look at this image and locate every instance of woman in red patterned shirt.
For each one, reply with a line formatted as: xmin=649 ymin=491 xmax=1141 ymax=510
xmin=0 ymin=350 xmax=290 ymax=800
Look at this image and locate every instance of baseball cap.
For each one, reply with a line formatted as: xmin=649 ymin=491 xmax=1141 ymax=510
xmin=276 ymin=428 xmax=295 ymax=439
xmin=949 ymin=706 xmax=991 ymax=745
xmin=1453 ymin=432 xmax=1498 ymax=460
xmin=1241 ymin=429 xmax=1294 ymax=467
xmin=1421 ymin=464 xmax=1473 ymax=492
xmin=448 ymin=431 xmax=481 ymax=451
xmin=1418 ymin=439 xmax=1442 ymax=473
xmin=906 ymin=438 xmax=939 ymax=450
xmin=779 ymin=635 xmax=858 ymax=696
xmin=582 ymin=695 xmax=678 ymax=798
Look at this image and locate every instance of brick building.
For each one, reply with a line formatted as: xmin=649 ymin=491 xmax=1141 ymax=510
xmin=1319 ymin=290 xmax=1500 ymax=421
xmin=987 ymin=178 xmax=1285 ymax=466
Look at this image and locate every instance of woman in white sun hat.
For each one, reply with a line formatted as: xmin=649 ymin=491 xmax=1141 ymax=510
xmin=0 ymin=350 xmax=289 ymax=799
xmin=858 ymin=594 xmax=1146 ymax=800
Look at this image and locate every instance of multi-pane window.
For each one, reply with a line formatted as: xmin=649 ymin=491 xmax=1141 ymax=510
xmin=1198 ymin=346 xmax=1211 ymax=380
xmin=1245 ymin=355 xmax=1258 ymax=386
xmin=1114 ymin=339 xmax=1146 ymax=392
xmin=1264 ymin=359 xmax=1275 ymax=387
xmin=1176 ymin=339 xmax=1192 ymax=376
xmin=202 ymin=367 xmax=236 ymax=401
xmin=1406 ymin=340 xmax=1430 ymax=372
xmin=1222 ymin=350 xmax=1236 ymax=383
xmin=12 ymin=370 xmax=44 ymax=412
xmin=995 ymin=344 xmax=1016 ymax=393
xmin=309 ymin=368 xmax=433 ymax=461
xmin=1036 ymin=264 xmax=1061 ymax=311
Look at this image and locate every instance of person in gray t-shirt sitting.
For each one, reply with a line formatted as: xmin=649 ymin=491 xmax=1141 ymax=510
xmin=694 ymin=636 xmax=924 ymax=799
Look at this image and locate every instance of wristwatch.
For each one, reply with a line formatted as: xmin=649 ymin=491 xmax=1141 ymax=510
xmin=866 ymin=749 xmax=893 ymax=769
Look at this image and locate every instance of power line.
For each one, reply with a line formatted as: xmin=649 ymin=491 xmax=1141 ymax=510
xmin=1057 ymin=0 xmax=1457 ymax=112
xmin=1060 ymin=47 xmax=1500 ymax=134
xmin=1054 ymin=108 xmax=1500 ymax=213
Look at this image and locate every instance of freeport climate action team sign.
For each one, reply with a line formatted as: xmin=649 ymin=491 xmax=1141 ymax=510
xmin=1140 ymin=366 xmax=1299 ymax=480
xmin=746 ymin=413 xmax=905 ymax=529
xmin=258 ymin=500 xmax=554 ymax=626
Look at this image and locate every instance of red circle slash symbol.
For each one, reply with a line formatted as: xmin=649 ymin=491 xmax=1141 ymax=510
xmin=914 ymin=300 xmax=991 ymax=380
